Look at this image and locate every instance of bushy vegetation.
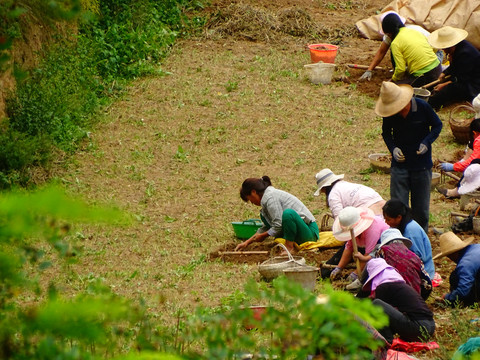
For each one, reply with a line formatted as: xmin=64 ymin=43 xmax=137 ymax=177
xmin=1 ymin=0 xmax=205 ymax=188
xmin=0 ymin=187 xmax=389 ymax=359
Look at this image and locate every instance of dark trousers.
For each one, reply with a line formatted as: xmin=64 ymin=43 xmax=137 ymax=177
xmin=390 ymin=167 xmax=431 ymax=233
xmin=429 ymin=81 xmax=473 ymax=110
xmin=373 ymin=299 xmax=435 ymax=343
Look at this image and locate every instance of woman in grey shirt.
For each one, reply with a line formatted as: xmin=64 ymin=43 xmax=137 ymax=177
xmin=235 ymin=176 xmax=319 ymax=253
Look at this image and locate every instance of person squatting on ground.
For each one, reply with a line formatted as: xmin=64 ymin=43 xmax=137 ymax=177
xmin=375 ymin=13 xmax=442 ymax=87
xmin=382 ymin=199 xmax=435 ymax=279
xmin=235 ymin=176 xmax=319 ymax=253
xmin=313 ymin=168 xmax=386 ymax=218
xmin=360 ymin=11 xmax=443 ymax=82
xmin=376 ymin=81 xmax=442 ymax=232
xmin=329 ymin=206 xmax=389 ymax=283
xmin=440 ymin=118 xmax=480 ymax=174
xmin=354 ymin=228 xmax=432 ymax=299
xmin=439 ymin=160 xmax=480 ymax=200
xmin=438 ymin=118 xmax=480 ymax=198
xmin=434 ymin=232 xmax=480 ymax=307
xmin=359 ymin=258 xmax=435 ymax=344
xmin=427 ymin=26 xmax=480 ymax=110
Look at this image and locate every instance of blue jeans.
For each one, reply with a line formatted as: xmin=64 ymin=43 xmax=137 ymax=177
xmin=390 ymin=167 xmax=432 ymax=232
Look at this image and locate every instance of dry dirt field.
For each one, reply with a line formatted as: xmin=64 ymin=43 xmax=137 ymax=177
xmin=48 ymin=0 xmax=479 ymax=358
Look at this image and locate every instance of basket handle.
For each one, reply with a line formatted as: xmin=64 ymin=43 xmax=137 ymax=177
xmin=242 ymin=219 xmax=262 ymax=225
xmin=271 ymin=243 xmax=304 ymax=266
xmin=271 ymin=243 xmax=294 ymax=261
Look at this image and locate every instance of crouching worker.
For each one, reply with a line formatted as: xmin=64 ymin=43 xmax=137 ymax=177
xmin=329 ymin=206 xmax=388 ymax=283
xmin=433 ymin=232 xmax=480 ymax=307
xmin=360 ymin=258 xmax=435 ymax=343
xmin=235 ymin=176 xmax=319 ymax=253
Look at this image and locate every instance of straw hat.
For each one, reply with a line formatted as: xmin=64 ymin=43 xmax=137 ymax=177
xmin=428 ymin=26 xmax=468 ymax=49
xmin=378 ymin=228 xmax=412 ymax=249
xmin=332 ymin=206 xmax=375 ymax=241
xmin=363 ymin=258 xmax=405 ymax=292
xmin=432 ymin=231 xmax=474 ymax=260
xmin=313 ymin=168 xmax=344 ymax=196
xmin=375 ymin=82 xmax=414 ymax=117
xmin=458 ymin=164 xmax=480 ymax=195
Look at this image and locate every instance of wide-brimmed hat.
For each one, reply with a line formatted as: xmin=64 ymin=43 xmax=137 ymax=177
xmin=428 ymin=26 xmax=468 ymax=49
xmin=332 ymin=206 xmax=375 ymax=241
xmin=375 ymin=82 xmax=414 ymax=117
xmin=379 ymin=228 xmax=412 ymax=249
xmin=433 ymin=231 xmax=474 ymax=260
xmin=313 ymin=168 xmax=344 ymax=196
xmin=363 ymin=258 xmax=405 ymax=292
xmin=458 ymin=164 xmax=480 ymax=195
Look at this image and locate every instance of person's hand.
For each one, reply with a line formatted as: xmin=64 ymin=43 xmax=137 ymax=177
xmin=346 ymin=272 xmax=358 ymax=283
xmin=416 ymin=143 xmax=428 ymax=155
xmin=235 ymin=241 xmax=248 ymax=251
xmin=440 ymin=162 xmax=454 ymax=172
xmin=434 ymin=82 xmax=449 ymax=92
xmin=353 ymin=252 xmax=370 ymax=262
xmin=393 ymin=147 xmax=405 ymax=162
xmin=359 ymin=70 xmax=372 ymax=81
xmin=330 ymin=267 xmax=342 ymax=280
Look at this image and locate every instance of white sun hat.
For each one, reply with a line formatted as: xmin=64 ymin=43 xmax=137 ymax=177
xmin=332 ymin=206 xmax=375 ymax=241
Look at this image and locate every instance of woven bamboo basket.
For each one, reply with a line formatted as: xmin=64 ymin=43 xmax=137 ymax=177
xmin=449 ymin=104 xmax=475 ymax=144
xmin=258 ymin=243 xmax=306 ymax=281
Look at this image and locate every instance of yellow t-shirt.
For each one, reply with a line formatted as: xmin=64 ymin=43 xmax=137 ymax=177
xmin=390 ymin=27 xmax=439 ymax=81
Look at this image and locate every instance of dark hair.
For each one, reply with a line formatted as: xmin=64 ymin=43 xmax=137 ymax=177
xmin=240 ymin=176 xmax=272 ymax=202
xmin=325 ymin=179 xmax=342 ymax=208
xmin=382 ymin=199 xmax=412 ymax=232
xmin=382 ymin=13 xmax=405 ymax=40
xmin=469 ymin=118 xmax=480 ymax=143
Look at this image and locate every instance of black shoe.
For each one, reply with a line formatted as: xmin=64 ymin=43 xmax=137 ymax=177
xmin=436 ymin=187 xmax=460 ymax=199
xmin=436 ymin=187 xmax=448 ymax=196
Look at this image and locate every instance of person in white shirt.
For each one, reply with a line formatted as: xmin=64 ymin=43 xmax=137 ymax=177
xmin=313 ymin=168 xmax=386 ymax=218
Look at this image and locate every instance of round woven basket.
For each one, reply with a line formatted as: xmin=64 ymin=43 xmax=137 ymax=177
xmin=449 ymin=104 xmax=475 ymax=144
xmin=258 ymin=243 xmax=306 ymax=281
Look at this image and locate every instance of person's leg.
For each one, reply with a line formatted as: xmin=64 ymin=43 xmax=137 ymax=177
xmin=390 ymin=167 xmax=410 ymax=210
xmin=410 ymin=169 xmax=432 ymax=232
xmin=429 ymin=82 xmax=471 ymax=110
xmin=281 ymin=209 xmax=318 ymax=247
xmin=372 ymin=298 xmax=424 ymax=342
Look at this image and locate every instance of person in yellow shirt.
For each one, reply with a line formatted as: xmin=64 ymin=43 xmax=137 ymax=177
xmin=381 ymin=13 xmax=442 ymax=87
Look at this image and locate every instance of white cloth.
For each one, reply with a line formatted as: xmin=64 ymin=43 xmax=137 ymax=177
xmin=327 ymin=181 xmax=384 ymax=219
xmin=383 ymin=24 xmax=430 ymax=46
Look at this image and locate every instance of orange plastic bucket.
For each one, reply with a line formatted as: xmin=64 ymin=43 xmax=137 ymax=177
xmin=308 ymin=43 xmax=338 ymax=64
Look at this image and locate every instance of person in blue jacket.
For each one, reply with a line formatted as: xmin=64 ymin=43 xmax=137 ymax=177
xmin=382 ymin=199 xmax=435 ymax=279
xmin=434 ymin=232 xmax=480 ymax=307
xmin=376 ymin=81 xmax=442 ymax=233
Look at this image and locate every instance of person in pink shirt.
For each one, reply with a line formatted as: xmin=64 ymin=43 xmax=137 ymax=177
xmin=329 ymin=206 xmax=389 ymax=283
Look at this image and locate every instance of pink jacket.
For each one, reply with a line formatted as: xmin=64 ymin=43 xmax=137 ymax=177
xmin=345 ymin=215 xmax=389 ymax=253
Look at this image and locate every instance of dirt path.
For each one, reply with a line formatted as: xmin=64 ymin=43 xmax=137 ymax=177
xmin=53 ymin=0 xmax=479 ymax=357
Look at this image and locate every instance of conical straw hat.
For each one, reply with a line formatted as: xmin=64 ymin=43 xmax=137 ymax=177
xmin=432 ymin=231 xmax=474 ymax=260
xmin=375 ymin=82 xmax=414 ymax=117
xmin=428 ymin=26 xmax=468 ymax=49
